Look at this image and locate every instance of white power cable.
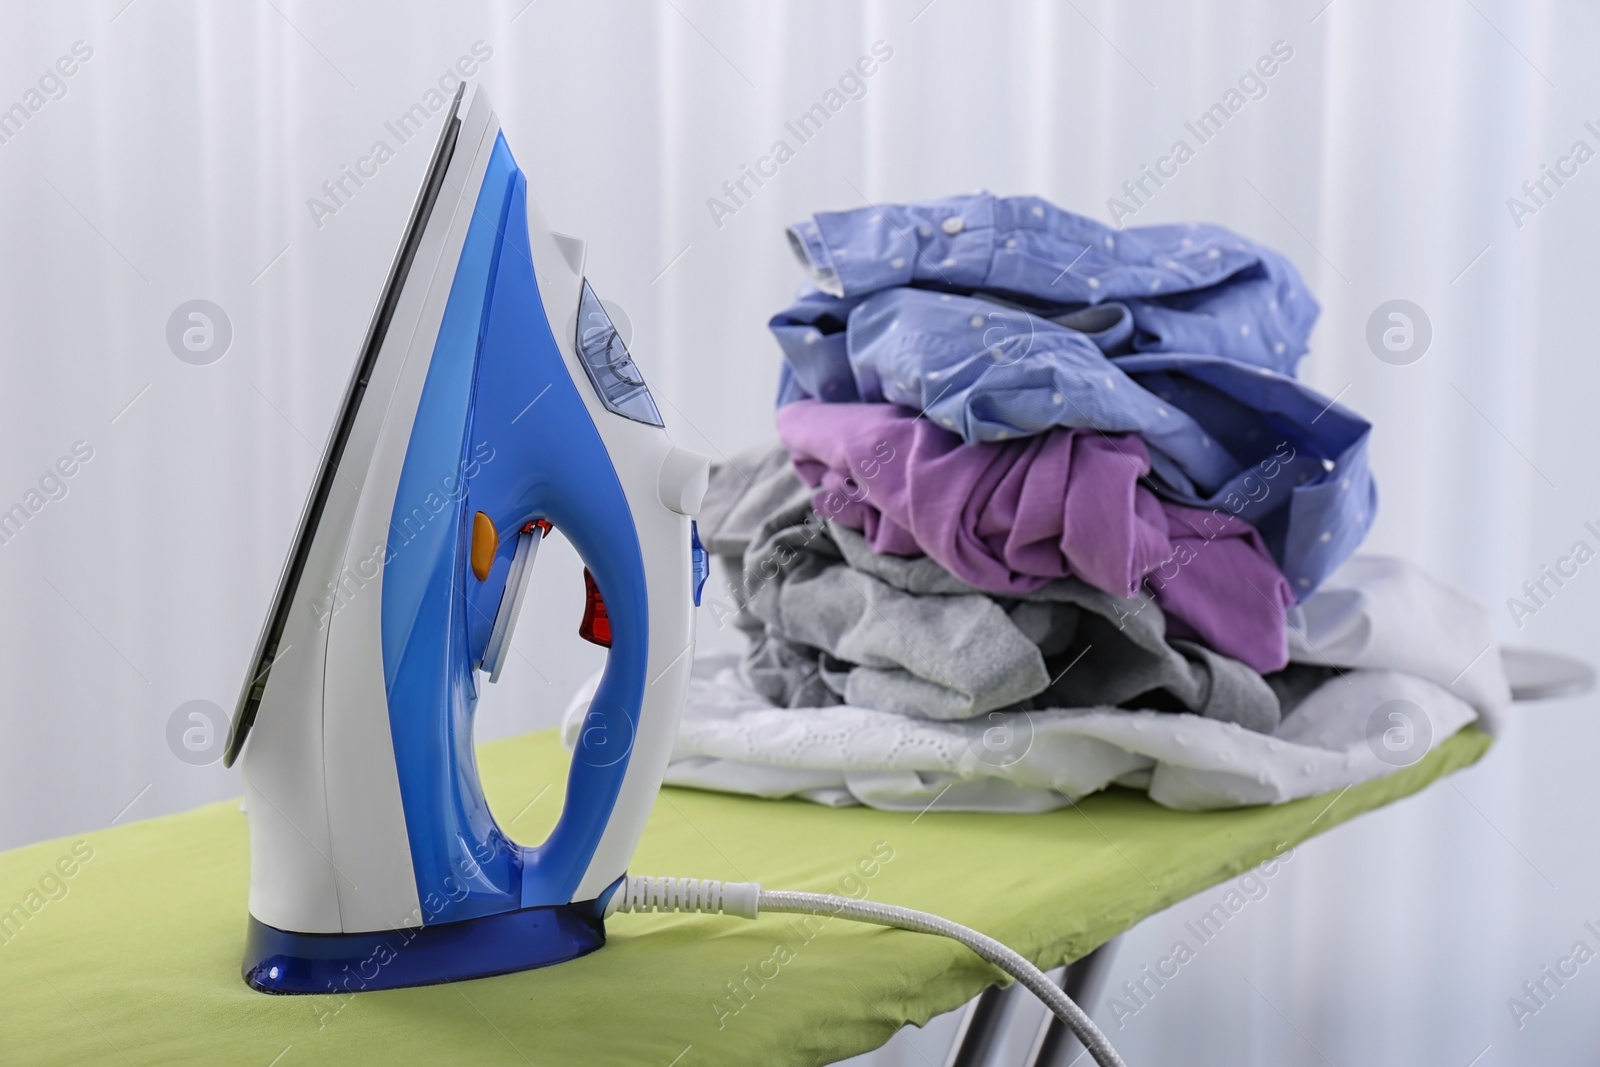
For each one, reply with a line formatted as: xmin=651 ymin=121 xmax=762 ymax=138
xmin=608 ymin=875 xmax=1128 ymax=1067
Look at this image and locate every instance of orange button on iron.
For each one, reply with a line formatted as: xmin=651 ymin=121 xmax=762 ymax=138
xmin=470 ymin=511 xmax=498 ymax=580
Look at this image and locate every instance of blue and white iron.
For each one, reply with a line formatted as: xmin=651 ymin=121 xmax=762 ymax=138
xmin=222 ymin=85 xmax=710 ymax=994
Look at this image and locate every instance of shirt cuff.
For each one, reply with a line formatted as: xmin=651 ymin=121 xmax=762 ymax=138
xmin=786 ymin=222 xmax=845 ymax=297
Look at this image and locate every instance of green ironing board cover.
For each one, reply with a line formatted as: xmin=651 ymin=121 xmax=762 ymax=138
xmin=0 ymin=726 xmax=1490 ymax=1066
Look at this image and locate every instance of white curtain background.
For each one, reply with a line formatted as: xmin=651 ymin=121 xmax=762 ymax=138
xmin=1 ymin=1 xmax=1596 ymax=1063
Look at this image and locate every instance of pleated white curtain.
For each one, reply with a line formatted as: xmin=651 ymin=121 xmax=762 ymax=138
xmin=0 ymin=1 xmax=1593 ymax=1061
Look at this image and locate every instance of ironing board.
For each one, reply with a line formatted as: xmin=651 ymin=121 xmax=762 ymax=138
xmin=0 ymin=726 xmax=1491 ymax=1066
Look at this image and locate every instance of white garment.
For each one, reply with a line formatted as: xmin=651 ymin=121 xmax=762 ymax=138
xmin=1287 ymin=555 xmax=1509 ymax=731
xmin=560 ymin=556 xmax=1510 ymax=812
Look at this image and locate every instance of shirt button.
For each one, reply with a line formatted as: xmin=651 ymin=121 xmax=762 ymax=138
xmin=941 ymin=217 xmax=965 ymax=235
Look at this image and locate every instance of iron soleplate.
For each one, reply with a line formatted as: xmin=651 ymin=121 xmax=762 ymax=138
xmin=243 ymin=902 xmax=605 ymax=994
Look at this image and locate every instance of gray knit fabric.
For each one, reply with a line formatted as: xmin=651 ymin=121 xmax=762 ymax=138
xmin=699 ymin=445 xmax=1289 ymax=732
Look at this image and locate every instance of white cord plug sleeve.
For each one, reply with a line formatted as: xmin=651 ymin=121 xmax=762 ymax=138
xmin=605 ymin=875 xmax=760 ymax=919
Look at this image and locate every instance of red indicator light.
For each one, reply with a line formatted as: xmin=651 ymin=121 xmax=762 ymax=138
xmin=579 ymin=568 xmax=612 ymax=648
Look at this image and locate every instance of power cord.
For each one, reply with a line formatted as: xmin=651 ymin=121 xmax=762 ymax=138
xmin=607 ymin=875 xmax=1128 ymax=1067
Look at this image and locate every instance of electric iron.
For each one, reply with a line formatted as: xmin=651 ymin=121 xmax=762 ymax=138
xmin=222 ymin=83 xmax=711 ymax=994
xmin=215 ymin=81 xmax=1131 ymax=1064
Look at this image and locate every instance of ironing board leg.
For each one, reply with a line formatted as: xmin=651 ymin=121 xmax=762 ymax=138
xmin=937 ymin=936 xmax=1120 ymax=1067
xmin=1024 ymin=938 xmax=1122 ymax=1067
xmin=941 ymin=983 xmax=1009 ymax=1067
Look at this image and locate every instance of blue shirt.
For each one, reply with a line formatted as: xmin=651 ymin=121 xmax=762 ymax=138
xmin=770 ymin=194 xmax=1374 ymax=599
xmin=784 ymin=191 xmax=1320 ymax=375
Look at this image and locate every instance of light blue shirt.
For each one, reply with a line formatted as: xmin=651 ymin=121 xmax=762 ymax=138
xmin=770 ymin=194 xmax=1374 ymax=599
xmin=784 ymin=191 xmax=1319 ymax=375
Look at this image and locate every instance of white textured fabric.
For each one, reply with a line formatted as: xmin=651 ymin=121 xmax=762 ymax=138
xmin=562 ymin=556 xmax=1508 ymax=812
xmin=1287 ymin=555 xmax=1511 ymax=732
xmin=564 ymin=656 xmax=1480 ymax=812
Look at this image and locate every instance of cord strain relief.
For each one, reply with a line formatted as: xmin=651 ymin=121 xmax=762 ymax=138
xmin=611 ymin=875 xmax=761 ymax=918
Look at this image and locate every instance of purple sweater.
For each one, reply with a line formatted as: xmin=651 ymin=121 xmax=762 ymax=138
xmin=777 ymin=401 xmax=1293 ymax=673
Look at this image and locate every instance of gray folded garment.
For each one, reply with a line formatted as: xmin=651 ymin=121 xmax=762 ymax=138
xmin=699 ymin=445 xmax=1307 ymax=733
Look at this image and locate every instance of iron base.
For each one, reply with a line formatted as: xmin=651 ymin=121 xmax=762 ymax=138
xmin=243 ymin=901 xmax=606 ymax=994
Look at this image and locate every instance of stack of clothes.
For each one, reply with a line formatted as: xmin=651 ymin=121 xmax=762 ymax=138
xmin=563 ymin=193 xmax=1510 ymax=811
